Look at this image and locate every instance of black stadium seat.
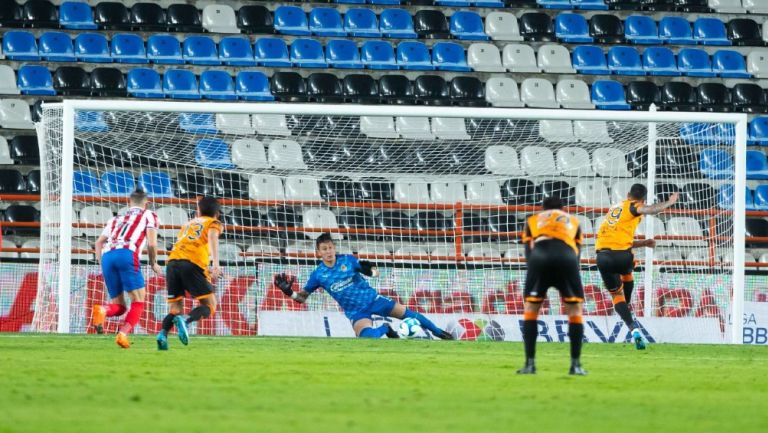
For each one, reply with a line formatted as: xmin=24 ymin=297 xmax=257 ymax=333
xmin=415 ymin=211 xmax=454 ymax=241
xmin=641 ymin=0 xmax=676 ymax=11
xmin=130 ymin=3 xmax=166 ymax=31
xmin=166 ymin=4 xmax=202 ymax=33
xmin=26 ymin=170 xmax=41 ymax=195
xmin=488 ymin=213 xmax=520 ymax=239
xmin=626 ymin=81 xmax=660 ymax=110
xmin=21 ymin=0 xmax=58 ymax=28
xmin=271 ymin=72 xmax=307 ymax=102
xmin=746 ymin=218 xmax=768 ymax=248
xmin=3 ymin=204 xmax=39 ymax=236
xmin=697 ymin=83 xmax=731 ymax=112
xmin=732 ymin=83 xmax=765 ymax=113
xmin=502 ymin=179 xmax=537 ymax=205
xmin=413 ymin=10 xmax=450 ymax=39
xmin=0 ymin=0 xmax=21 ymax=27
xmin=355 ymin=178 xmax=394 ymax=202
xmin=655 ymin=182 xmax=680 ymax=205
xmin=626 ymin=148 xmax=648 ymax=177
xmin=449 ymin=77 xmax=485 ymax=107
xmin=675 ymin=0 xmax=710 ymax=12
xmin=0 ymin=169 xmax=26 ymax=194
xmin=538 ymin=180 xmax=575 ymax=206
xmin=237 ymin=5 xmax=274 ymax=34
xmin=657 ymin=147 xmax=699 ymax=178
xmin=214 ymin=173 xmax=248 ymax=199
xmin=379 ymin=75 xmax=413 ymax=105
xmin=90 ymin=67 xmax=127 ymax=97
xmin=175 ymin=173 xmax=214 ymax=198
xmin=94 ymin=2 xmax=131 ymax=30
xmin=319 ymin=176 xmax=356 ymax=201
xmin=53 ymin=67 xmax=90 ymax=96
xmin=414 ymin=75 xmax=450 ymax=106
xmin=265 ymin=207 xmax=302 ymax=231
xmin=462 ymin=212 xmax=490 ymax=243
xmin=225 ymin=209 xmax=262 ymax=238
xmin=680 ymin=183 xmax=716 ymax=209
xmin=660 ymin=82 xmax=697 ymax=111
xmin=728 ymin=19 xmax=762 ymax=46
xmin=306 ymin=73 xmax=343 ymax=103
xmin=378 ymin=211 xmax=414 ymax=242
xmin=342 ymin=75 xmax=378 ymax=104
xmin=605 ymin=0 xmax=641 ymax=9
xmin=590 ymin=14 xmax=625 ymax=44
xmin=338 ymin=209 xmax=376 ymax=241
xmin=9 ymin=136 xmax=39 ymax=165
xmin=520 ymin=13 xmax=555 ymax=42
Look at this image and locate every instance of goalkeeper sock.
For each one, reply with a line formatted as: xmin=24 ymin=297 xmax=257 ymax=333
xmin=612 ymin=295 xmax=638 ymax=330
xmin=359 ymin=325 xmax=389 ymax=338
xmin=105 ymin=304 xmax=127 ymax=317
xmin=161 ymin=314 xmax=175 ymax=336
xmin=568 ymin=316 xmax=584 ymax=360
xmin=403 ymin=309 xmax=443 ymax=336
xmin=522 ymin=311 xmax=539 ymax=361
xmin=119 ymin=301 xmax=144 ymax=334
xmin=186 ymin=305 xmax=212 ymax=324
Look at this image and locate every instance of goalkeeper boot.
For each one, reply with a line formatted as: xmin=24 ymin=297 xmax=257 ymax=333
xmin=174 ymin=315 xmax=189 ymax=346
xmin=91 ymin=305 xmax=106 ymax=334
xmin=435 ymin=330 xmax=455 ymax=340
xmin=516 ymin=359 xmax=536 ymax=375
xmin=156 ymin=332 xmax=168 ymax=351
xmin=115 ymin=332 xmax=130 ymax=349
xmin=569 ymin=359 xmax=587 ymax=376
xmin=385 ymin=324 xmax=400 ymax=339
xmin=632 ymin=328 xmax=646 ymax=350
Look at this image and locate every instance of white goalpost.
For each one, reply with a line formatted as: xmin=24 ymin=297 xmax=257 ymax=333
xmin=35 ymin=100 xmax=748 ymax=344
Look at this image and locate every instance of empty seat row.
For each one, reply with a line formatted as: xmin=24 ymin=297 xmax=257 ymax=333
xmin=0 ymin=168 xmax=40 ymax=194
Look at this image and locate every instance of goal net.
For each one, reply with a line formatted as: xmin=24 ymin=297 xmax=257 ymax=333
xmin=34 ymin=101 xmax=748 ymax=344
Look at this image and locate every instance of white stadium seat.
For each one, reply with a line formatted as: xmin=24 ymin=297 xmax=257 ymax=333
xmin=396 ymin=117 xmax=434 ymax=140
xmin=231 ymin=139 xmax=268 ymax=169
xmin=485 ymin=77 xmax=523 ymax=107
xmin=538 ymin=44 xmax=575 ymax=74
xmin=20 ymin=239 xmax=40 ymax=259
xmin=556 ymin=79 xmax=594 ymax=109
xmin=520 ymin=78 xmax=557 ymax=108
xmin=465 ymin=180 xmax=502 ymax=204
xmin=215 ymin=114 xmax=253 ymax=134
xmin=431 ymin=117 xmax=470 ymax=140
xmin=485 ymin=12 xmax=523 ymax=41
xmin=360 ymin=116 xmax=398 ymax=138
xmin=429 ymin=244 xmax=456 ymax=264
xmin=467 ymin=43 xmax=505 ymax=72
xmin=610 ymin=179 xmax=637 ymax=203
xmin=358 ymin=243 xmax=392 ymax=259
xmin=0 ymin=137 xmax=13 ymax=164
xmin=539 ymin=120 xmax=574 ymax=142
xmin=466 ymin=245 xmax=502 ymax=260
xmin=219 ymin=243 xmax=242 ymax=261
xmin=268 ymin=139 xmax=306 ymax=169
xmin=684 ymin=248 xmax=711 ymax=269
xmin=574 ymin=180 xmax=611 ymax=207
xmin=394 ymin=245 xmax=428 ymax=262
xmin=654 ymin=248 xmax=683 ymax=267
xmin=503 ymin=44 xmax=539 ymax=73
xmin=707 ymin=0 xmax=745 ymax=13
xmin=574 ymin=121 xmax=613 ymax=143
xmin=302 ymin=208 xmax=340 ymax=240
xmin=636 ymin=214 xmax=665 ymax=241
xmin=521 ymin=146 xmax=557 ymax=176
xmin=746 ymin=50 xmax=768 ymax=79
xmin=575 ymin=215 xmax=594 ymax=245
xmin=286 ymin=242 xmax=316 ymax=255
xmin=395 ymin=179 xmax=430 ymax=203
xmin=72 ymin=239 xmax=93 ymax=261
xmin=596 ymin=148 xmax=632 ymax=178
xmin=252 ymin=114 xmax=291 ymax=136
xmin=248 ymin=175 xmax=285 ymax=200
xmin=744 ymin=0 xmax=768 ymax=14
xmin=78 ymin=205 xmax=113 ymax=237
xmin=246 ymin=241 xmax=280 ymax=257
xmin=155 ymin=206 xmax=188 ymax=239
xmin=666 ymin=217 xmax=706 ymax=247
xmin=485 ymin=145 xmax=524 ymax=175
xmin=0 ymin=99 xmax=34 ymax=129
xmin=557 ymin=146 xmax=595 ymax=176
xmin=284 ymin=176 xmax=322 ymax=201
xmin=0 ymin=66 xmax=20 ymax=95
xmin=202 ymin=4 xmax=239 ymax=33
xmin=1 ymin=239 xmax=17 ymax=259
xmin=430 ymin=180 xmax=465 ymax=204
xmin=503 ymin=244 xmax=525 ymax=259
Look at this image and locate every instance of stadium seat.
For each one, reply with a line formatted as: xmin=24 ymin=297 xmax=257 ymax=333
xmin=414 ymin=75 xmax=449 ymax=105
xmin=430 ymin=180 xmax=465 ymax=204
xmin=130 ymin=3 xmax=165 ymax=31
xmin=255 ymin=38 xmax=291 ymax=67
xmin=397 ymin=41 xmax=433 ymax=70
xmin=285 ymin=177 xmax=322 ymax=201
xmin=307 ymin=73 xmax=343 ymax=103
xmin=744 ymin=0 xmax=768 ymax=14
xmin=708 ymin=0 xmax=745 ymax=12
xmin=380 ymin=75 xmax=414 ymax=104
xmin=660 ymin=82 xmax=697 ymax=111
xmin=0 ymin=100 xmax=34 ymax=130
xmin=290 ymin=39 xmax=327 ymax=68
xmin=467 ymin=43 xmax=503 ymax=72
xmin=166 ymin=4 xmax=202 ymax=33
xmin=252 ymin=114 xmax=291 ymax=136
xmin=466 ymin=180 xmax=502 ymax=204
xmin=344 ymin=8 xmax=379 ymax=37
xmin=538 ymin=180 xmax=575 ymax=205
xmin=76 ymin=205 xmax=112 ymax=237
xmin=450 ymin=76 xmax=485 ymax=107
xmin=575 ymin=180 xmax=610 ymax=207
xmin=485 ymin=12 xmax=523 ymax=41
xmin=0 ymin=0 xmax=20 ymax=27
xmin=163 ymin=69 xmax=199 ymax=99
xmin=199 ymin=70 xmax=236 ymax=100
xmin=302 ymin=209 xmax=339 ymax=239
xmin=274 ymin=6 xmax=310 ymax=36
xmin=39 ymin=32 xmax=75 ymax=62
xmin=138 ymin=172 xmax=173 ymax=197
xmin=414 ymin=10 xmax=450 ymax=39
xmin=643 ymin=47 xmax=680 ymax=76
xmin=593 ymin=147 xmax=630 ymax=177
xmin=590 ymin=14 xmax=625 ymax=44
xmin=195 ymin=138 xmax=234 ymax=169
xmin=74 ymin=110 xmax=108 ymax=133
xmin=237 ymin=5 xmax=274 ymax=34
xmin=537 ymin=44 xmax=575 ymax=73
xmin=0 ymin=137 xmax=12 ymax=164
xmin=749 ymin=117 xmax=768 ymax=145
xmin=754 ymin=185 xmax=768 ymax=210
xmin=432 ymin=117 xmax=470 ymax=140
xmin=8 ymin=136 xmax=38 ymax=164
xmin=270 ymin=72 xmax=307 ymax=102
xmin=679 ymin=122 xmax=719 ymax=145
xmin=235 ymin=71 xmax=273 ymax=101
xmin=101 ymin=171 xmax=135 ymax=196
xmin=175 ymin=173 xmax=214 ymax=198
xmin=677 ymin=0 xmax=711 ymax=12
xmin=152 ymin=206 xmax=187 ymax=239
xmin=362 ymin=41 xmax=397 ymax=69
xmin=178 ymin=112 xmax=216 ymax=134
xmin=268 ymin=139 xmax=307 ymax=169
xmin=53 ymin=66 xmax=89 ymax=96
xmin=94 ymin=2 xmax=130 ymax=29
xmin=700 ymin=149 xmax=734 ymax=179
xmin=746 ymin=218 xmax=768 ymax=247
xmin=694 ymin=18 xmax=731 ymax=45
xmin=732 ymin=83 xmax=765 ymax=113
xmin=574 ymin=120 xmax=612 ymax=143
xmin=485 ymin=146 xmax=524 ymax=175
xmin=111 ymin=34 xmax=147 ymax=64
xmin=557 ymin=146 xmax=594 ymax=176
xmin=0 ymin=66 xmax=20 ymax=95
xmin=572 ymin=45 xmax=609 ymax=74
xmin=232 ymin=139 xmax=267 ymax=169
xmin=309 ymin=7 xmax=345 ymax=37
xmin=747 ymin=150 xmax=768 ymax=179
xmin=625 ymin=15 xmax=660 ymax=44
xmin=60 ymin=2 xmax=97 ymax=29
xmin=73 ymin=33 xmax=110 ymax=63
xmin=0 ymin=169 xmax=24 ymax=194
xmin=521 ymin=146 xmax=557 ymax=175
xmin=607 ymin=46 xmax=644 ymax=75
xmin=380 ymin=9 xmax=417 ymax=39
xmin=592 ymin=80 xmax=631 ymax=110
xmin=697 ymin=83 xmax=731 ymax=112
xmin=520 ymin=78 xmax=557 ymax=108
xmin=360 ymin=116 xmax=397 ymax=137
xmin=556 ymin=13 xmax=593 ymax=43
xmin=127 ymin=68 xmax=163 ymax=98
xmin=72 ymin=170 xmax=101 ymax=195
xmin=2 ymin=31 xmax=38 ymax=61
xmin=219 ymin=37 xmax=256 ymax=66
xmin=538 ymin=0 xmax=573 ymax=8
xmin=394 ymin=179 xmax=430 ymax=204
xmin=625 ymin=81 xmax=659 ymax=109
xmin=183 ymin=36 xmax=220 ymax=65
xmin=503 ymin=44 xmax=540 ymax=73
xmin=17 ymin=65 xmax=55 ymax=96
xmin=485 ymin=77 xmax=523 ymax=107
xmin=501 ymin=179 xmax=537 ymax=205
xmin=679 ymin=182 xmax=717 ymax=209
xmin=450 ymin=11 xmax=488 ymax=41
xmin=747 ymin=50 xmax=768 ymax=79
xmin=556 ymin=79 xmax=594 ymax=109
xmin=666 ymin=217 xmax=706 ymax=247
xmin=727 ymin=18 xmax=761 ymax=46
xmin=519 ymin=13 xmax=554 ymax=42
xmin=677 ymin=48 xmax=715 ymax=77
xmin=326 ymin=39 xmax=363 ymax=69
xmin=215 ymin=113 xmax=252 ymax=135
xmin=539 ymin=120 xmax=575 ymax=142
xmin=712 ymin=50 xmax=749 ymax=78
xmin=247 ymin=175 xmax=284 ymax=201
xmin=659 ymin=16 xmax=694 ymax=45
xmin=395 ymin=117 xmax=434 ymax=139
xmin=147 ymin=35 xmax=183 ymax=64
xmin=22 ymin=0 xmax=58 ymax=28
xmin=572 ymin=0 xmax=609 ymax=10
xmin=202 ymin=4 xmax=238 ymax=34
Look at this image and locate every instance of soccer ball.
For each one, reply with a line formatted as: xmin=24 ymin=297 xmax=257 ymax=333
xmin=397 ymin=318 xmax=422 ymax=338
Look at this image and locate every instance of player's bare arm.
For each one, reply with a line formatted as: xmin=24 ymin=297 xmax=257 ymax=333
xmin=637 ymin=192 xmax=679 ymax=215
xmin=208 ymin=227 xmax=222 ymax=281
xmin=146 ymin=228 xmax=162 ymax=275
xmin=275 ymin=273 xmax=309 ymax=303
xmin=94 ymin=234 xmax=107 ymax=265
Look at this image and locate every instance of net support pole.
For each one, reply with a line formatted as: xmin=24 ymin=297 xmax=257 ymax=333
xmin=56 ymin=102 xmax=75 ymax=333
xmin=731 ymin=117 xmax=748 ymax=344
xmin=643 ymin=105 xmax=658 ymax=319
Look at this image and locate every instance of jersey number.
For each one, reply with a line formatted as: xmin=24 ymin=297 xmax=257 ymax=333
xmin=180 ymin=223 xmax=204 ymax=241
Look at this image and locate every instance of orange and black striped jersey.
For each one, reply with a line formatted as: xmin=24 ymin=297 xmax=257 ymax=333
xmin=168 ymin=216 xmax=222 ymax=274
xmin=595 ymin=199 xmax=643 ymax=251
xmin=522 ymin=209 xmax=582 ymax=254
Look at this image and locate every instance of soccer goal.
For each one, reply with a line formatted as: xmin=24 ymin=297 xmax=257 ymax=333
xmin=35 ymin=100 xmax=750 ymax=344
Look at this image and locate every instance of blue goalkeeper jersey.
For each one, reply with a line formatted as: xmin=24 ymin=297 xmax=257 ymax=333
xmin=304 ymin=254 xmax=379 ymax=319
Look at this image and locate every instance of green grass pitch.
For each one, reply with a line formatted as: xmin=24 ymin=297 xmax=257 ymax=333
xmin=1 ymin=335 xmax=766 ymax=433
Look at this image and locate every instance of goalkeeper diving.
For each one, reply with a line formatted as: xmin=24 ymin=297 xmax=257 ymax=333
xmin=275 ymin=233 xmax=454 ymax=340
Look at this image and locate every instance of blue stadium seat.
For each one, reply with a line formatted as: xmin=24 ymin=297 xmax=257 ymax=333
xmin=571 ymin=0 xmax=608 ymax=9
xmin=337 ymin=0 xmax=365 ymax=3
xmin=693 ymin=18 xmax=731 ymax=46
xmin=474 ymin=0 xmax=504 ymax=5
xmin=700 ymin=149 xmax=734 ymax=179
xmin=396 ymin=41 xmax=434 ymax=70
xmin=127 ymin=68 xmax=163 ymax=98
xmin=111 ymin=34 xmax=147 ymax=64
xmin=538 ymin=0 xmax=573 ymax=8
xmin=75 ymin=111 xmax=108 ymax=132
xmin=74 ymin=33 xmax=110 ymax=63
xmin=255 ymin=38 xmax=291 ymax=67
xmin=624 ymin=15 xmax=660 ymax=44
xmin=179 ymin=113 xmax=217 ymax=134
xmin=73 ymin=171 xmax=101 ymax=195
xmin=436 ymin=0 xmax=472 ymax=6
xmin=309 ymin=7 xmax=345 ymax=37
xmin=147 ymin=35 xmax=183 ymax=64
xmin=163 ymin=69 xmax=200 ymax=99
xmin=17 ymin=65 xmax=55 ymax=96
xmin=200 ymin=70 xmax=236 ymax=100
xmin=747 ymin=150 xmax=768 ymax=179
xmin=607 ymin=46 xmax=644 ymax=76
xmin=139 ymin=172 xmax=173 ymax=197
xmin=274 ymin=6 xmax=310 ymax=36
xmin=718 ymin=184 xmax=752 ymax=209
xmin=680 ymin=123 xmax=719 ymax=145
xmin=195 ymin=138 xmax=235 ymax=169
xmin=643 ymin=47 xmax=680 ymax=76
xmin=591 ymin=80 xmax=630 ymax=110
xmin=450 ymin=11 xmax=489 ymax=41
xmin=717 ymin=123 xmax=735 ymax=146
xmin=3 ymin=31 xmax=40 ymax=61
xmin=183 ymin=36 xmax=220 ymax=65
xmin=219 ymin=37 xmax=256 ymax=66
xmin=712 ymin=50 xmax=749 ymax=78
xmin=290 ymin=39 xmax=327 ymax=68
xmin=555 ymin=13 xmax=592 ymax=43
xmin=361 ymin=41 xmax=397 ymax=69
xmin=754 ymin=185 xmax=768 ymax=210
xmin=677 ymin=48 xmax=715 ymax=77
xmin=380 ymin=9 xmax=417 ymax=39
xmin=432 ymin=42 xmax=470 ymax=72
xmin=749 ymin=117 xmax=768 ymax=146
xmin=659 ymin=17 xmax=694 ymax=45
xmin=101 ymin=171 xmax=136 ymax=196
xmin=60 ymin=2 xmax=97 ymax=30
xmin=370 ymin=0 xmax=400 ymax=4
xmin=235 ymin=71 xmax=274 ymax=101
xmin=344 ymin=8 xmax=380 ymax=38
xmin=326 ymin=39 xmax=363 ymax=69
xmin=572 ymin=45 xmax=609 ymax=74
xmin=39 ymin=32 xmax=75 ymax=62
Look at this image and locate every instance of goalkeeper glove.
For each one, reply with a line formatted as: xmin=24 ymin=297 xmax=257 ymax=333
xmin=275 ymin=273 xmax=297 ymax=298
xmin=359 ymin=260 xmax=378 ymax=277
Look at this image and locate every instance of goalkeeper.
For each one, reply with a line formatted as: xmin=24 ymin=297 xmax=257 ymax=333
xmin=275 ymin=233 xmax=453 ymax=340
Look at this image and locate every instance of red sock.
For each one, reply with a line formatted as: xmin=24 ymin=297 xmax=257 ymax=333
xmin=119 ymin=302 xmax=145 ymax=334
xmin=105 ymin=304 xmax=127 ymax=317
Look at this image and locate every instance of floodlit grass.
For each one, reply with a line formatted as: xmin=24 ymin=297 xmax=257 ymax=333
xmin=0 ymin=335 xmax=766 ymax=433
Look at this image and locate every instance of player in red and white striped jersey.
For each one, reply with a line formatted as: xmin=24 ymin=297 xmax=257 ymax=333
xmin=92 ymin=189 xmax=163 ymax=348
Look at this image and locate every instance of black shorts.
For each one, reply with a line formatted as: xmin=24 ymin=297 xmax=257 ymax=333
xmin=166 ymin=259 xmax=214 ymax=301
xmin=524 ymin=239 xmax=584 ymax=304
xmin=596 ymin=250 xmax=635 ymax=292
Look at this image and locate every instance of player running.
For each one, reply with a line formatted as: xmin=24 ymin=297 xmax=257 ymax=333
xmin=595 ymin=184 xmax=679 ymax=350
xmin=518 ymin=197 xmax=586 ymax=375
xmin=275 ymin=233 xmax=454 ymax=340
xmin=92 ymin=189 xmax=162 ymax=348
xmin=156 ymin=197 xmax=222 ymax=351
